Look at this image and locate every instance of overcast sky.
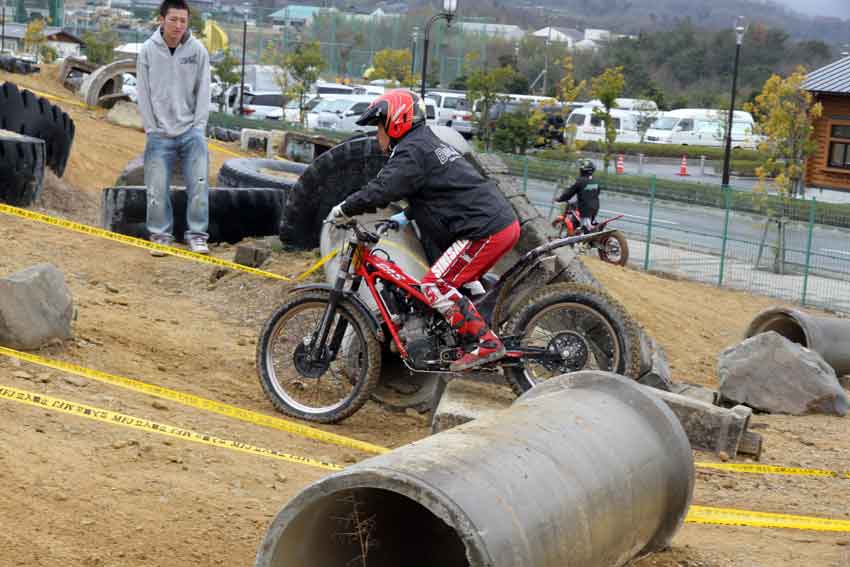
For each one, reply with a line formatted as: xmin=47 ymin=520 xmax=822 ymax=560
xmin=770 ymin=0 xmax=849 ymax=19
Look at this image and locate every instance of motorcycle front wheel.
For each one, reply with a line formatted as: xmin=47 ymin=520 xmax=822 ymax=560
xmin=256 ymin=290 xmax=382 ymax=423
xmin=502 ymin=283 xmax=641 ymax=396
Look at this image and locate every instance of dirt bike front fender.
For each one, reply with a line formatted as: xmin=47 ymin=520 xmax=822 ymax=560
xmin=292 ymin=284 xmax=386 ymax=343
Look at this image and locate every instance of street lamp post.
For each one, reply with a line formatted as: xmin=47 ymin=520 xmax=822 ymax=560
xmin=721 ymin=17 xmax=748 ymax=188
xmin=420 ymin=0 xmax=458 ymax=98
xmin=411 ymin=26 xmax=419 ymax=75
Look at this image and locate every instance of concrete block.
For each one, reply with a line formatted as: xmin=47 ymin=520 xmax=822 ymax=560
xmin=430 ymin=379 xmax=513 ymax=434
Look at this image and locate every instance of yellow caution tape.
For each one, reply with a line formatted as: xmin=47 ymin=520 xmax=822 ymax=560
xmin=0 ymin=345 xmax=388 ymax=455
xmin=296 ymin=248 xmax=338 ymax=281
xmin=0 ymin=203 xmax=337 ymax=282
xmin=696 ymin=461 xmax=849 ymax=478
xmin=687 ymin=505 xmax=850 ymax=533
xmin=0 ymin=384 xmax=342 ymax=471
xmin=22 ymin=86 xmax=91 ymax=109
xmin=208 ymin=141 xmax=244 ymax=157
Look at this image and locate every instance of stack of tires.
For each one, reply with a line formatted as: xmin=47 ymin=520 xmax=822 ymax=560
xmin=0 ymin=82 xmax=75 ymax=207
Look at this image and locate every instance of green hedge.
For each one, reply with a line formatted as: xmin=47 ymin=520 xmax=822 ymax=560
xmin=207 ymin=112 xmax=347 ymax=142
xmin=537 ymin=143 xmax=761 ymax=162
xmin=497 ymin=152 xmax=850 ymax=229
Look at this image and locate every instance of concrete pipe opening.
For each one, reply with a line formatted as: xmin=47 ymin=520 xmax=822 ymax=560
xmin=258 ymin=372 xmax=694 ymax=567
xmin=258 ymin=485 xmax=471 ymax=567
xmin=746 ymin=310 xmax=808 ymax=346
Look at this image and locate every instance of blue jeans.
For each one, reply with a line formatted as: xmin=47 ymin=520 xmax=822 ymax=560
xmin=144 ymin=127 xmax=209 ymax=241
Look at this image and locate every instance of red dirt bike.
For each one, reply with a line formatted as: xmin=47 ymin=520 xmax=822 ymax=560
xmin=257 ymin=219 xmax=640 ymax=423
xmin=551 ymin=205 xmax=630 ymax=266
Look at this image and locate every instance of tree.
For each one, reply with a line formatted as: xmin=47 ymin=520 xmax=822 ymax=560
xmin=189 ymin=11 xmax=206 ymax=40
xmin=23 ymin=19 xmax=47 ymax=63
xmin=370 ymin=49 xmax=415 ymax=88
xmin=634 ymin=100 xmax=659 ymax=143
xmin=590 ymin=66 xmax=625 ymax=172
xmin=746 ymin=66 xmax=822 ymax=199
xmin=557 ymin=54 xmax=586 ymax=148
xmin=82 ymin=24 xmax=119 ymax=66
xmin=213 ymin=48 xmax=241 ymax=113
xmin=746 ymin=67 xmax=822 ymax=274
xmin=40 ymin=44 xmax=58 ymax=63
xmin=465 ymin=53 xmax=516 ymax=149
xmin=492 ymin=102 xmax=545 ymax=155
xmin=283 ymin=41 xmax=325 ymax=127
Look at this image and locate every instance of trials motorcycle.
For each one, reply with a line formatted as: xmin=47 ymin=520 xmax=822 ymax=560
xmin=551 ymin=205 xmax=630 ymax=266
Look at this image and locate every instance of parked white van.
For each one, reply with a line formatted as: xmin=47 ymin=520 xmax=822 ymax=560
xmin=425 ymin=90 xmax=471 ymax=130
xmin=644 ymin=108 xmax=758 ymax=149
xmin=565 ymin=107 xmax=642 ymax=144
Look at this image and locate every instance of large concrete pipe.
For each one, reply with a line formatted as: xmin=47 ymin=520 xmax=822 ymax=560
xmin=255 ymin=372 xmax=694 ymax=567
xmin=745 ymin=307 xmax=850 ymax=376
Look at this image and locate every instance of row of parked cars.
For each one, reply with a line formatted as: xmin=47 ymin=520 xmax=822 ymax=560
xmin=197 ymin=72 xmax=762 ymax=151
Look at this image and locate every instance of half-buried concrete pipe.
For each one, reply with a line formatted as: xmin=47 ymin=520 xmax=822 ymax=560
xmin=745 ymin=306 xmax=850 ymax=376
xmin=255 ymin=372 xmax=694 ymax=567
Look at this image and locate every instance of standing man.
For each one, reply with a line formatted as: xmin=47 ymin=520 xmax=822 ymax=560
xmin=137 ymin=0 xmax=211 ymax=255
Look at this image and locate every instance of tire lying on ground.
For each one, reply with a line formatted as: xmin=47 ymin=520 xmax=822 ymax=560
xmin=101 ymin=186 xmax=284 ymax=244
xmin=0 ymin=129 xmax=46 ymax=206
xmin=0 ymin=82 xmax=75 ymax=177
xmin=217 ymin=158 xmax=308 ymax=190
xmin=0 ymin=56 xmax=40 ymax=75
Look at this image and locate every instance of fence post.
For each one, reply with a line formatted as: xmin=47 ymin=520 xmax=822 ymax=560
xmin=643 ymin=175 xmax=656 ymax=271
xmin=801 ymin=197 xmax=817 ymax=306
xmin=522 ymin=154 xmax=529 ymax=194
xmin=718 ymin=185 xmax=731 ymax=286
xmin=700 ymin=155 xmax=706 ymax=176
xmin=638 ymin=153 xmax=644 ymax=175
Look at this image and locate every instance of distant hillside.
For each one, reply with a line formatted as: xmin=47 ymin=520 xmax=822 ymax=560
xmin=418 ymin=0 xmax=849 ymax=44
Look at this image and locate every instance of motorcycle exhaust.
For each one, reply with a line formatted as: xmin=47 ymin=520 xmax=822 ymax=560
xmin=745 ymin=306 xmax=850 ymax=376
xmin=255 ymin=372 xmax=694 ymax=567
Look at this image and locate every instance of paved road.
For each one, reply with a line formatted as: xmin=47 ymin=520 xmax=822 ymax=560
xmin=525 ymin=178 xmax=850 ymax=277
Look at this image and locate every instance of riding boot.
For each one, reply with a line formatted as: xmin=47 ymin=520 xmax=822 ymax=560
xmin=443 ymin=296 xmax=506 ymax=371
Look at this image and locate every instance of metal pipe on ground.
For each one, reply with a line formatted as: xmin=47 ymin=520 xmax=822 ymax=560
xmin=255 ymin=372 xmax=694 ymax=567
xmin=745 ymin=307 xmax=850 ymax=376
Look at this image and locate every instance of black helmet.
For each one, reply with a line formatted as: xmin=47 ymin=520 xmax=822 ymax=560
xmin=578 ymin=159 xmax=596 ymax=176
xmin=355 ymin=89 xmax=426 ymax=139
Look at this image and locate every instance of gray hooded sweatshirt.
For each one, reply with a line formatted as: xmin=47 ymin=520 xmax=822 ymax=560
xmin=136 ymin=28 xmax=210 ymax=137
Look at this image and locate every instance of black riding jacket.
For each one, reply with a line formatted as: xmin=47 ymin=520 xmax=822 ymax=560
xmin=556 ymin=175 xmax=600 ymax=220
xmin=341 ymin=124 xmax=517 ymax=257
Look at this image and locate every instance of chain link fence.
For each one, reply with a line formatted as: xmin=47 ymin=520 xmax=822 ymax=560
xmin=509 ymin=152 xmax=850 ymax=314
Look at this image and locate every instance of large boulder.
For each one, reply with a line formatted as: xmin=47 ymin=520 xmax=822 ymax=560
xmin=0 ymin=264 xmax=74 ymax=349
xmin=718 ymin=331 xmax=849 ymax=416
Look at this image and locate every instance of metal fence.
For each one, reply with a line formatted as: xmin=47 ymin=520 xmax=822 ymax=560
xmin=510 ymin=152 xmax=850 ymax=314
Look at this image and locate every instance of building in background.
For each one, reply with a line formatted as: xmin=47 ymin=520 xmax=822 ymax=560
xmin=804 ymin=55 xmax=850 ymax=192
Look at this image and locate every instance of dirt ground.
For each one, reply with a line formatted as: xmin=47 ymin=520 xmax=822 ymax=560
xmin=1 ymin=68 xmax=849 ymax=567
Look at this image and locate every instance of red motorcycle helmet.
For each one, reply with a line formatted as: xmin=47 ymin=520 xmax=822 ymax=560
xmin=355 ymin=89 xmax=426 ymax=139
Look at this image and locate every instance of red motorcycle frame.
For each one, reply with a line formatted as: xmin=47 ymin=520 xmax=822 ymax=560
xmin=552 ymin=205 xmax=630 ymax=266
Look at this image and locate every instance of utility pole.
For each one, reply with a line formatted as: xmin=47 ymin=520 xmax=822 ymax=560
xmin=542 ymin=10 xmax=550 ymax=95
xmin=721 ymin=17 xmax=748 ymax=188
xmin=238 ymin=19 xmax=247 ymax=116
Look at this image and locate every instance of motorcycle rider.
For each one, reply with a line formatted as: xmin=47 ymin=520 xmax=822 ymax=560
xmin=555 ymin=159 xmax=600 ymax=234
xmin=327 ymin=89 xmax=520 ymax=372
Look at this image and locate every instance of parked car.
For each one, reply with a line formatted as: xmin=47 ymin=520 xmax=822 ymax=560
xmin=314 ymin=96 xmax=376 ymax=130
xmin=426 ymin=90 xmax=471 ymax=130
xmin=238 ymin=91 xmax=285 ymax=120
xmin=644 ymin=108 xmax=758 ymax=149
xmin=565 ymin=107 xmax=642 ymax=144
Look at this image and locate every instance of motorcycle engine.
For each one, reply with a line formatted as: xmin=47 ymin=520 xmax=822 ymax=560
xmin=398 ymin=314 xmax=454 ymax=369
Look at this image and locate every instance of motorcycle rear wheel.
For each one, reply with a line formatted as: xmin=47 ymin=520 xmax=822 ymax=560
xmin=256 ymin=290 xmax=382 ymax=423
xmin=503 ymin=283 xmax=641 ymax=396
xmin=597 ymin=230 xmax=629 ymax=266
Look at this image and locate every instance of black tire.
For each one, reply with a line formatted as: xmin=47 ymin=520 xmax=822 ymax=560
xmin=503 ymin=283 xmax=641 ymax=396
xmin=280 ymin=135 xmax=387 ymax=249
xmin=217 ymin=158 xmax=308 ymax=190
xmin=597 ymin=230 xmax=629 ymax=266
xmin=0 ymin=82 xmax=75 ymax=177
xmin=0 ymin=129 xmax=46 ymax=206
xmin=100 ymin=186 xmax=284 ymax=244
xmin=256 ymin=289 xmax=382 ymax=423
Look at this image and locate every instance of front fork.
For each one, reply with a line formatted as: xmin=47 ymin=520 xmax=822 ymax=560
xmin=308 ymin=244 xmax=360 ymax=362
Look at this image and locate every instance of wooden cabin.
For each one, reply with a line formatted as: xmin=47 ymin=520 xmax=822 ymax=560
xmin=804 ymin=56 xmax=850 ymax=192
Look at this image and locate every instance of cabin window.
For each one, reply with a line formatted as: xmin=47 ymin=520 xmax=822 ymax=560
xmin=827 ymin=123 xmax=850 ymax=170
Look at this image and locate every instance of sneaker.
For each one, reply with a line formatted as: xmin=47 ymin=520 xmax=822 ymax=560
xmin=449 ymin=334 xmax=506 ymax=372
xmin=149 ymin=234 xmax=173 ymax=257
xmin=188 ymin=237 xmax=209 ymax=255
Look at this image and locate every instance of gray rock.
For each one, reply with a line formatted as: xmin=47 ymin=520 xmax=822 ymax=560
xmin=0 ymin=264 xmax=73 ymax=350
xmin=670 ymin=383 xmax=717 ymax=406
xmin=114 ymin=154 xmax=186 ymax=187
xmin=718 ymin=331 xmax=849 ymax=416
xmin=106 ymin=101 xmax=143 ymax=131
xmin=233 ymin=245 xmax=271 ymax=268
xmin=637 ymin=333 xmax=674 ymax=391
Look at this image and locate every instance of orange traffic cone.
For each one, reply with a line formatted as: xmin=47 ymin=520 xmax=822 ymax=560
xmin=677 ymin=154 xmax=689 ymax=176
xmin=616 ymin=153 xmax=625 ymax=175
